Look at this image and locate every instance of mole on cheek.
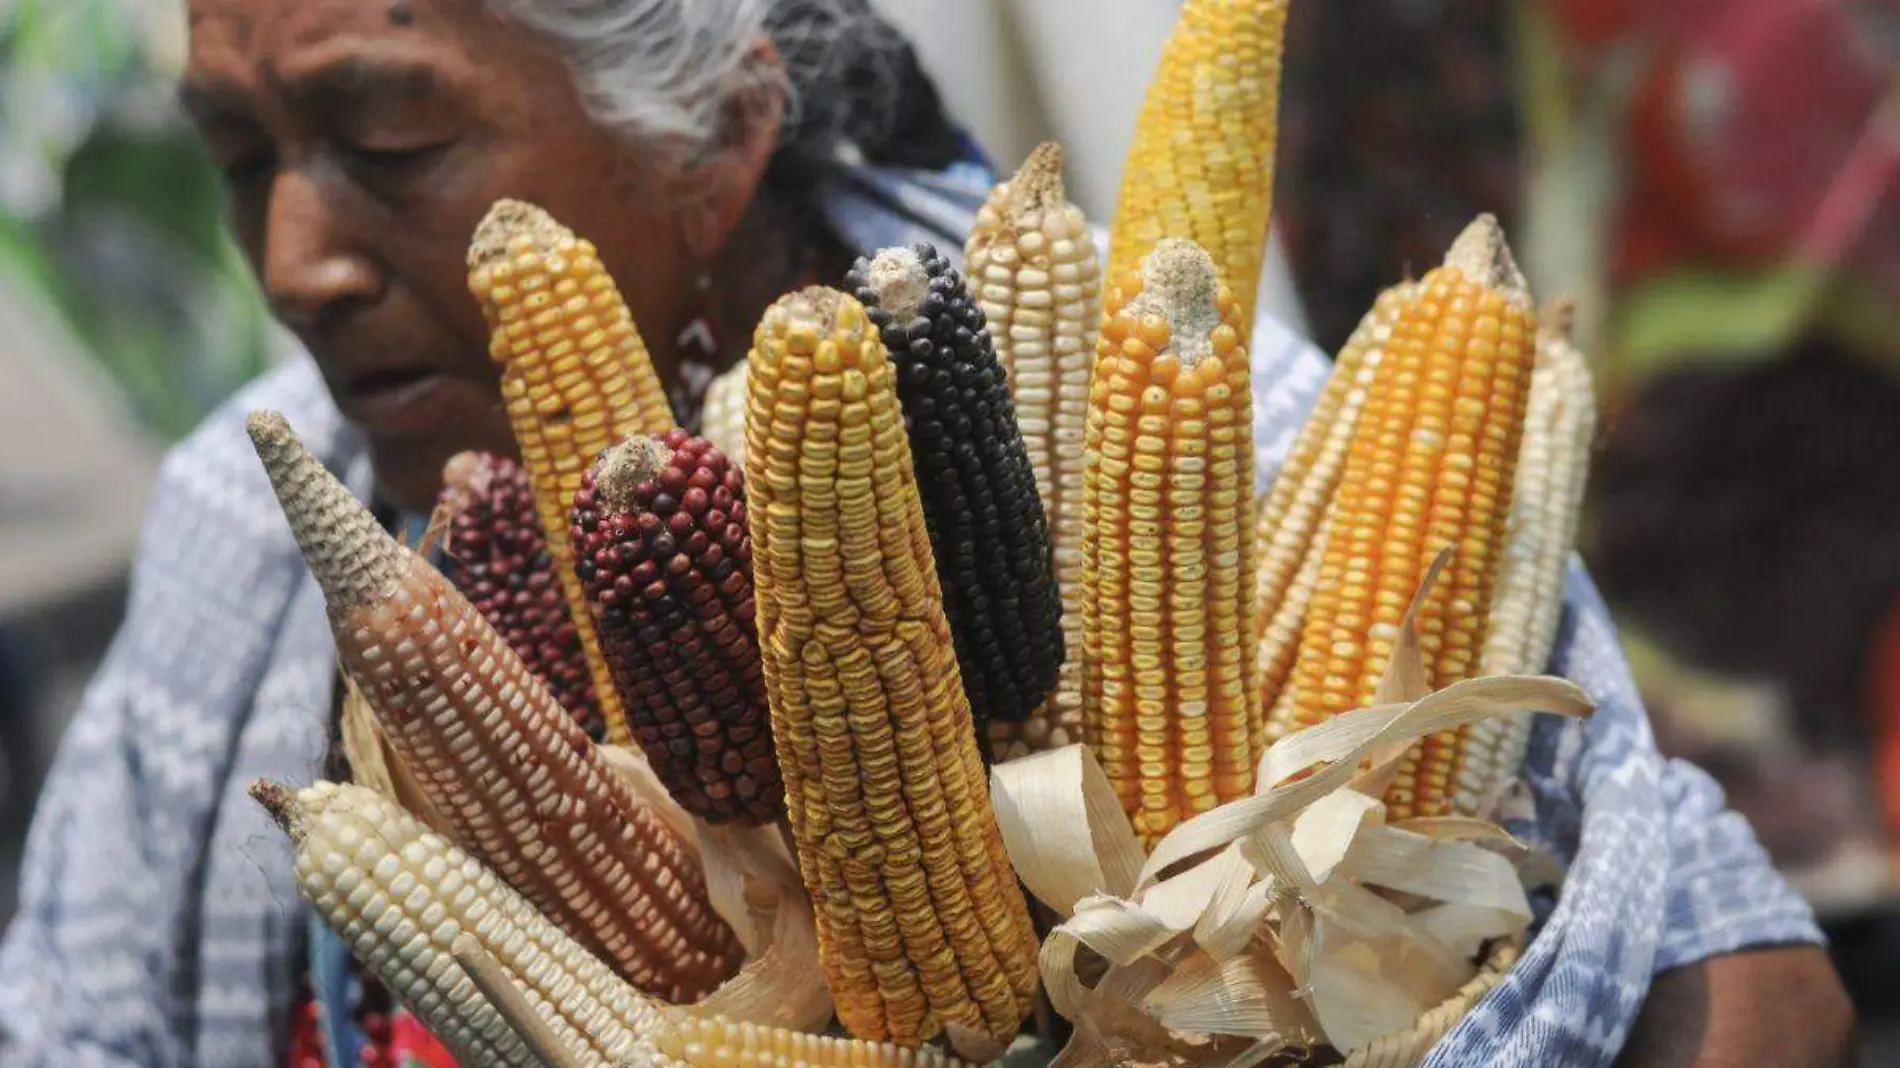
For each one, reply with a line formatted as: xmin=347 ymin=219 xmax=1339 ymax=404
xmin=388 ymin=1 xmax=414 ymax=26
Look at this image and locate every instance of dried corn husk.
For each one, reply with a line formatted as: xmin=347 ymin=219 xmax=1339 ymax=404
xmin=991 ymin=568 xmax=1593 ymax=1067
xmin=596 ymin=747 xmax=834 ymax=1033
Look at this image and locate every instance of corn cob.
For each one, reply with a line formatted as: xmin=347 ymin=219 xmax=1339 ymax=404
xmin=247 ymin=411 xmax=742 ymax=1002
xmin=744 ymin=287 xmax=1040 ymax=1057
xmin=1082 ymin=238 xmax=1260 ymax=845
xmin=468 ymin=199 xmax=679 ymax=747
xmin=251 ymin=779 xmax=664 ymax=1067
xmin=258 ymin=779 xmax=962 ymax=1068
xmin=1106 ymin=0 xmax=1292 ymax=323
xmin=701 ymin=360 xmax=751 ymax=468
xmin=570 ymin=430 xmax=783 ymax=825
xmin=1459 ymin=300 xmax=1595 ymax=816
xmin=1254 ymin=284 xmax=1417 ymax=735
xmin=964 ymin=143 xmax=1103 ymax=760
xmin=656 ymin=1016 xmax=971 ymax=1068
xmin=846 ymin=242 xmax=1065 ymax=731
xmin=442 ymin=451 xmax=605 ymax=740
xmin=1276 ymin=216 xmax=1538 ymax=821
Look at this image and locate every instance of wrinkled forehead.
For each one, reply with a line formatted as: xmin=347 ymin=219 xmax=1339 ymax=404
xmin=184 ymin=0 xmax=494 ymax=77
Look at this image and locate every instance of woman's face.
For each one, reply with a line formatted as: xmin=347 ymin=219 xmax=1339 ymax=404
xmin=181 ymin=0 xmax=698 ymax=512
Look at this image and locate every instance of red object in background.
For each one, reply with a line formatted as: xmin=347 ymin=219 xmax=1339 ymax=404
xmin=1872 ymin=596 xmax=1900 ymax=850
xmin=388 ymin=1012 xmax=461 ymax=1068
xmin=286 ymin=997 xmax=326 ymax=1068
xmin=282 ymin=995 xmax=460 ymax=1068
xmin=1557 ymin=0 xmax=1899 ymax=288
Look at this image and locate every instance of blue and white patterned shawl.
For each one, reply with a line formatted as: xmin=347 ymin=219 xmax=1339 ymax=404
xmin=0 ymin=160 xmax=1820 ymax=1068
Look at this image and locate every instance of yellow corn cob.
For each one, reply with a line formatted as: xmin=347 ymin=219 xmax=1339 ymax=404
xmin=251 ymin=779 xmax=664 ymax=1067
xmin=258 ymin=780 xmax=958 ymax=1068
xmin=701 ymin=359 xmax=751 ymax=468
xmin=247 ymin=412 xmax=742 ymax=1002
xmin=1082 ymin=238 xmax=1260 ymax=845
xmin=1276 ymin=216 xmax=1538 ymax=821
xmin=656 ymin=1016 xmax=971 ymax=1068
xmin=965 ymin=143 xmax=1103 ymax=761
xmin=743 ymin=288 xmax=1040 ymax=1058
xmin=1254 ymin=284 xmax=1417 ymax=737
xmin=468 ymin=199 xmax=678 ymax=747
xmin=1106 ymin=0 xmax=1292 ymax=323
xmin=1458 ymin=300 xmax=1596 ymax=816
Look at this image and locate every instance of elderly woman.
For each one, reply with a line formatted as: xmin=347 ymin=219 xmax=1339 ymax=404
xmin=0 ymin=1 xmax=1856 ymax=1066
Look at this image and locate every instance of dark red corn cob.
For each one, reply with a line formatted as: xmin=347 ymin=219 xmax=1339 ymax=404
xmin=570 ymin=429 xmax=783 ymax=825
xmin=439 ymin=452 xmax=604 ymax=740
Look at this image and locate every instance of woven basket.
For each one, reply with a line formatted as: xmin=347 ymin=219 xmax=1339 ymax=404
xmin=1341 ymin=937 xmax=1524 ymax=1068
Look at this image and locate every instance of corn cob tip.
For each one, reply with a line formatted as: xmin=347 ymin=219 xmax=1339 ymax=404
xmin=592 ymin=434 xmax=674 ymax=514
xmin=1127 ymin=238 xmax=1223 ymax=366
xmin=247 ymin=779 xmax=302 ymax=841
xmin=1007 ymin=142 xmax=1066 ymax=212
xmin=468 ymin=197 xmax=569 ymax=272
xmin=247 ymin=409 xmax=403 ymax=607
xmin=771 ymin=286 xmax=853 ymax=337
xmin=859 ymin=245 xmax=932 ymax=319
xmin=439 ymin=450 xmax=492 ymax=508
xmin=1539 ymin=297 xmax=1579 ymax=344
xmin=1444 ymin=214 xmax=1530 ymax=306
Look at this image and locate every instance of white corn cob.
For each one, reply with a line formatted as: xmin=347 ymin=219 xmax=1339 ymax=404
xmin=251 ymin=779 xmax=662 ymax=1068
xmin=1254 ymin=283 xmax=1416 ymax=741
xmin=655 ymin=1017 xmax=972 ymax=1068
xmin=257 ymin=779 xmax=965 ymax=1068
xmin=1459 ymin=300 xmax=1596 ymax=815
xmin=700 ymin=360 xmax=750 ymax=468
xmin=965 ymin=143 xmax=1104 ymax=760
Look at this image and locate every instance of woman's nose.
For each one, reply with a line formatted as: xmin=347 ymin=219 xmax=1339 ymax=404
xmin=262 ymin=167 xmax=381 ymax=329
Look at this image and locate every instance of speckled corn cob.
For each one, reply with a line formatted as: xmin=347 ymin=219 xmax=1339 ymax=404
xmin=251 ymin=779 xmax=665 ymax=1067
xmin=1082 ymin=239 xmax=1260 ymax=845
xmin=701 ymin=360 xmax=751 ymax=467
xmin=247 ymin=412 xmax=742 ymax=1002
xmin=442 ymin=451 xmax=604 ymax=740
xmin=656 ymin=1017 xmax=973 ymax=1068
xmin=846 ymin=242 xmax=1065 ymax=731
xmin=1107 ymin=0 xmax=1292 ymax=322
xmin=965 ymin=143 xmax=1103 ymax=760
xmin=744 ymin=288 xmax=1040 ymax=1059
xmin=570 ymin=430 xmax=782 ymax=825
xmin=468 ymin=199 xmax=678 ymax=747
xmin=1276 ymin=216 xmax=1538 ymax=821
xmin=257 ymin=779 xmax=962 ymax=1068
xmin=1254 ymin=283 xmax=1417 ymax=736
xmin=1459 ymin=300 xmax=1595 ymax=816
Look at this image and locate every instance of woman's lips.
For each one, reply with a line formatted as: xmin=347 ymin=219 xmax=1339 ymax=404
xmin=341 ymin=368 xmax=455 ymax=434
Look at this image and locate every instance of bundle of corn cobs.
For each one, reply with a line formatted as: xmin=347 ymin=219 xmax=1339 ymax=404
xmin=245 ymin=2 xmax=1603 ymax=1065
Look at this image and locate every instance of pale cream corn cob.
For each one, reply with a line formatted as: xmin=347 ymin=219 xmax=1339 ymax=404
xmin=966 ymin=142 xmax=1104 ymax=761
xmin=1458 ymin=300 xmax=1596 ymax=815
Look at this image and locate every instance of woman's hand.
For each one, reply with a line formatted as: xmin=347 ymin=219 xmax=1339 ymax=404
xmin=1615 ymin=947 xmax=1856 ymax=1068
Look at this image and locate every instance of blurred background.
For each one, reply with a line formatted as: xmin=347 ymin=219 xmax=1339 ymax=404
xmin=4 ymin=0 xmax=1899 ymax=1052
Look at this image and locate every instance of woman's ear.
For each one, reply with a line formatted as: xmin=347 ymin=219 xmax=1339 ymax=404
xmin=675 ymin=34 xmax=788 ymax=262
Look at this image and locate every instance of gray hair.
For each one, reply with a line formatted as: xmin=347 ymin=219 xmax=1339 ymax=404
xmin=480 ymin=0 xmax=962 ymax=178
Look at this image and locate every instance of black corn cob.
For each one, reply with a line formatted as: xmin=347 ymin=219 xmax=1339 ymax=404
xmin=440 ymin=452 xmax=605 ymax=740
xmin=846 ymin=242 xmax=1065 ymax=728
xmin=569 ymin=430 xmax=783 ymax=825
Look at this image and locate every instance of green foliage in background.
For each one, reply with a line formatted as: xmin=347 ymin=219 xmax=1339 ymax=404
xmin=2 ymin=0 xmax=277 ymax=443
